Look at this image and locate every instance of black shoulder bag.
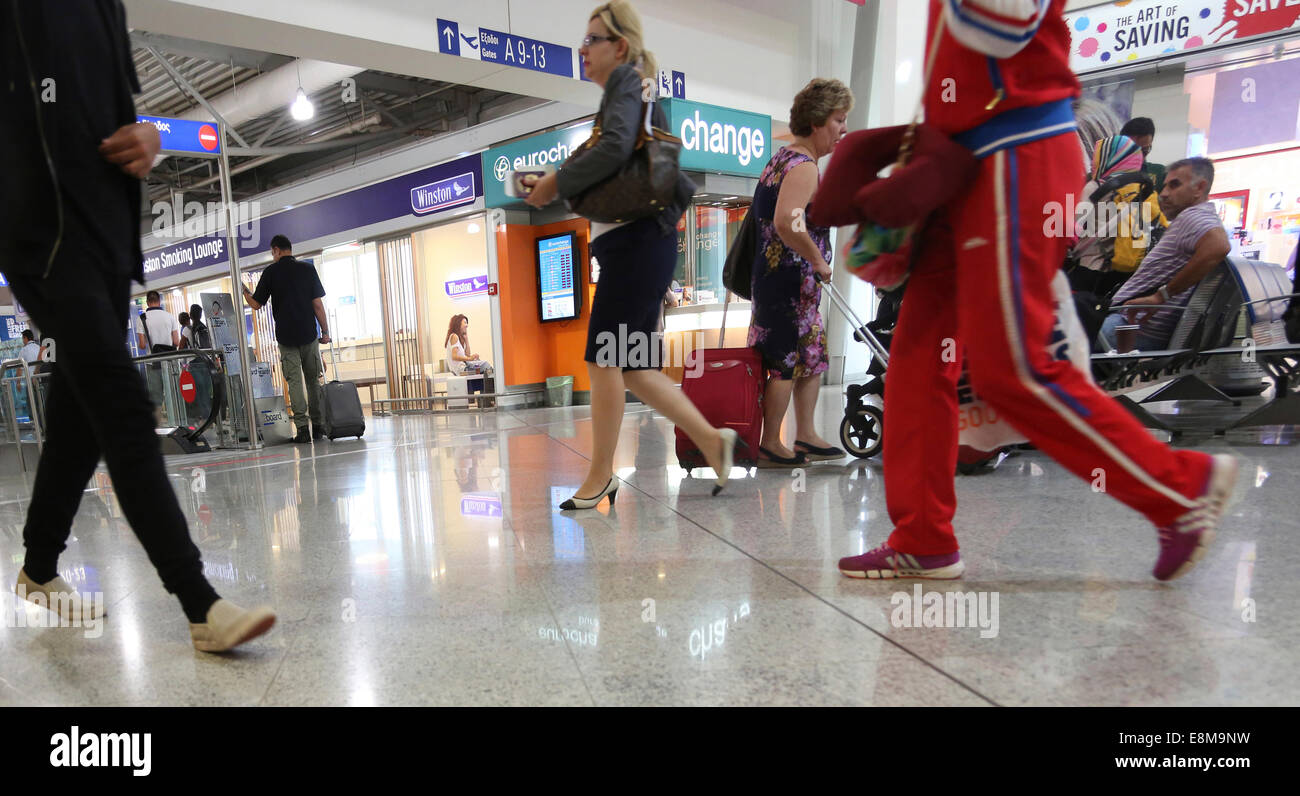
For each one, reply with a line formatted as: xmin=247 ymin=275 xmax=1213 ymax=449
xmin=721 ymin=205 xmax=758 ymax=300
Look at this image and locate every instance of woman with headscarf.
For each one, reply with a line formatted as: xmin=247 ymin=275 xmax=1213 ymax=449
xmin=1068 ymin=134 xmax=1166 ymax=300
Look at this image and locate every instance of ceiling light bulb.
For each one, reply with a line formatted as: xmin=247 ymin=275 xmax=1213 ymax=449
xmin=291 ymin=88 xmax=315 ymax=121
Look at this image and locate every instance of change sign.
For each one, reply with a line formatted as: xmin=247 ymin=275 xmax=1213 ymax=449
xmin=662 ymin=99 xmax=771 ymax=179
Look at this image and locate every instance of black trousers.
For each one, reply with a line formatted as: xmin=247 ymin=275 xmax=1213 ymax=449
xmin=7 ymin=249 xmax=217 ymax=620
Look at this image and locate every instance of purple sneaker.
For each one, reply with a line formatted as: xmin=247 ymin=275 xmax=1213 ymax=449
xmin=839 ymin=542 xmax=965 ymax=579
xmin=1153 ymin=454 xmax=1238 ymax=581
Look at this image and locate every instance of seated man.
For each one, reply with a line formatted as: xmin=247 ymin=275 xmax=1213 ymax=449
xmin=1098 ymin=157 xmax=1230 ymax=352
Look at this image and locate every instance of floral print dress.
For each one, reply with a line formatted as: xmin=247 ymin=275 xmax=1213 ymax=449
xmin=746 ymin=147 xmax=831 ymax=379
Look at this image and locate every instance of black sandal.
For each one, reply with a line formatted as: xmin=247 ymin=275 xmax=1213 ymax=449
xmin=757 ymin=446 xmax=806 ymax=468
xmin=795 ymin=441 xmax=846 ymax=461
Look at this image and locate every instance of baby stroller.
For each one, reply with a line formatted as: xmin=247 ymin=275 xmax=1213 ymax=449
xmin=822 ymin=281 xmax=1009 ymax=473
xmin=820 ymin=279 xmax=899 ymax=460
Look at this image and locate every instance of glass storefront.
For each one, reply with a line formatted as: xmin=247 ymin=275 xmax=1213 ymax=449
xmin=673 ymin=199 xmax=750 ymax=306
xmin=130 ymin=211 xmax=494 ymax=418
xmin=1181 ymin=43 xmax=1300 ymax=269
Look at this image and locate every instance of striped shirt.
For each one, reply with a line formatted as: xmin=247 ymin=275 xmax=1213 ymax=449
xmin=1112 ymin=202 xmax=1224 ymax=344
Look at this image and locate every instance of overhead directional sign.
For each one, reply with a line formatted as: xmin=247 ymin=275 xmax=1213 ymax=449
xmin=436 ymin=15 xmax=683 ymax=94
xmin=138 ymin=115 xmax=221 ymax=155
xmin=656 ymin=70 xmax=688 ymax=100
xmin=437 ymin=17 xmax=574 ymax=78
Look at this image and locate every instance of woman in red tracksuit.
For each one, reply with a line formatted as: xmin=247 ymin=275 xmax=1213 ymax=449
xmin=838 ymin=0 xmax=1237 ymax=582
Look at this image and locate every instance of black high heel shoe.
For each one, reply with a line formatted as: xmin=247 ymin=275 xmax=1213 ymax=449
xmin=559 ymin=478 xmax=618 ymax=510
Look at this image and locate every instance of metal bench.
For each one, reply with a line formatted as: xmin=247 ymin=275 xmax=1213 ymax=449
xmin=371 ymin=385 xmax=548 ymax=415
xmin=1090 ymin=256 xmax=1298 ymax=434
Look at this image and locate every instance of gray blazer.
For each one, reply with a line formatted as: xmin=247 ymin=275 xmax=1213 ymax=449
xmin=556 ymin=64 xmax=695 ymax=232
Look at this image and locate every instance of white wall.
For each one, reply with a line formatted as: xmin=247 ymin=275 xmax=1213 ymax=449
xmin=829 ymin=0 xmax=931 ymax=383
xmin=123 ymin=0 xmax=854 ymax=122
xmin=1132 ymin=68 xmax=1193 ymax=165
xmin=866 ymin=0 xmax=929 ymax=129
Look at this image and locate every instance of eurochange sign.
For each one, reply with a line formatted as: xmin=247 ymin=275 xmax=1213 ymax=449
xmin=482 ymin=121 xmax=595 ymax=209
xmin=1066 ymin=0 xmax=1300 ymax=72
xmin=662 ymin=99 xmax=770 ymax=179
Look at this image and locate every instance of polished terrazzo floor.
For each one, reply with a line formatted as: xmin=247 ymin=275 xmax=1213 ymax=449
xmin=0 ymin=391 xmax=1295 ymax=706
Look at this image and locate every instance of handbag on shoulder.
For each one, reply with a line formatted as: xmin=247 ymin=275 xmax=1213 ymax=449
xmin=721 ymin=205 xmax=757 ymax=300
xmin=564 ymin=97 xmax=683 ymax=223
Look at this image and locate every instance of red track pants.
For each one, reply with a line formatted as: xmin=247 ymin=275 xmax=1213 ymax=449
xmin=882 ymin=133 xmax=1211 ymax=555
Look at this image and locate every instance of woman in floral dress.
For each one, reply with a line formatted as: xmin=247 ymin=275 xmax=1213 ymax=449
xmin=748 ymin=78 xmax=854 ymax=465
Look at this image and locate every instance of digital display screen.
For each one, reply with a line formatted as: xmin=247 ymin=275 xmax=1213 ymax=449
xmin=536 ymin=232 xmax=580 ymax=322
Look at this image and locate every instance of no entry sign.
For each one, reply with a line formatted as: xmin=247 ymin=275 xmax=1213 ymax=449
xmin=179 ymin=370 xmax=196 ymax=403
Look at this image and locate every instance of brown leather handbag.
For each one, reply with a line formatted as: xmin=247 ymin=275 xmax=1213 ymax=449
xmin=564 ymin=100 xmax=683 ymax=223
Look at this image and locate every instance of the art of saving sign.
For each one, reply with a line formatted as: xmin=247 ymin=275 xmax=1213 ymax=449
xmin=1066 ymin=0 xmax=1300 ymax=71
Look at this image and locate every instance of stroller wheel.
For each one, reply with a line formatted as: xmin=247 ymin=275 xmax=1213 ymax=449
xmin=839 ymin=405 xmax=883 ymax=459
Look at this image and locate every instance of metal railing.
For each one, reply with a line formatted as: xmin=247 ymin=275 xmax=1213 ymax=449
xmin=0 ymin=349 xmax=235 ymax=474
xmin=0 ymin=359 xmax=49 ymax=472
xmin=132 ymin=348 xmax=227 ymax=446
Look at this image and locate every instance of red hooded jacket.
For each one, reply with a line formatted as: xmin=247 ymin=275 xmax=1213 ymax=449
xmin=924 ymin=0 xmax=1080 ymax=158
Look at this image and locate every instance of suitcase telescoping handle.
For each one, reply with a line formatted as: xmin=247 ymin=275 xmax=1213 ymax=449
xmin=326 ymin=309 xmax=339 ymax=371
xmin=720 ymin=288 xmax=731 ymax=348
xmin=814 ymin=273 xmax=890 ymax=367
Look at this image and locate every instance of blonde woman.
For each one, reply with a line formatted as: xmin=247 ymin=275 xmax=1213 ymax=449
xmin=526 ymin=0 xmax=741 ymax=509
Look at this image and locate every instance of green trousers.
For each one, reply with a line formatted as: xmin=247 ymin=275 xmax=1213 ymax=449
xmin=279 ymin=340 xmax=323 ymax=431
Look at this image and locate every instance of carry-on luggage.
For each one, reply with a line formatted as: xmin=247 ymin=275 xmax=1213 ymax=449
xmin=322 ymin=342 xmax=365 ymax=440
xmin=675 ymin=292 xmax=764 ymax=469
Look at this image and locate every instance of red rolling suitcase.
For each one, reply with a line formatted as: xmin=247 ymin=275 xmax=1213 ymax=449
xmin=675 ymin=294 xmax=764 ymax=469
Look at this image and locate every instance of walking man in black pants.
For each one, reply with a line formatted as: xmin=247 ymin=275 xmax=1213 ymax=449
xmin=0 ymin=0 xmax=275 ymax=651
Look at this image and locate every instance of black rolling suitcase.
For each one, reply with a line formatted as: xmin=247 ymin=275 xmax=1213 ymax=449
xmin=322 ymin=342 xmax=365 ymax=439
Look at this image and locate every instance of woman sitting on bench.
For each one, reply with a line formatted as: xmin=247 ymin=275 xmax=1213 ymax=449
xmin=445 ymin=314 xmax=494 ymax=393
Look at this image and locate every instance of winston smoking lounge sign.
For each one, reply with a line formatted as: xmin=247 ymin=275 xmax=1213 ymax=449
xmin=1066 ymin=0 xmax=1300 ymax=71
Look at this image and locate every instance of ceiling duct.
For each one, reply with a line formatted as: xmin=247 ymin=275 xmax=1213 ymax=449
xmin=178 ymin=58 xmax=364 ymax=129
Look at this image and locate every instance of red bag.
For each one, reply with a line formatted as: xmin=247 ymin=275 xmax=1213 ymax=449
xmin=807 ymin=14 xmax=976 ymax=290
xmin=676 ymin=346 xmax=764 ymax=470
xmin=809 ymin=124 xmax=978 ymax=231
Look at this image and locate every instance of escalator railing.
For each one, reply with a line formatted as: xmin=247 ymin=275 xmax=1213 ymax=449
xmin=132 ymin=348 xmax=227 ymax=447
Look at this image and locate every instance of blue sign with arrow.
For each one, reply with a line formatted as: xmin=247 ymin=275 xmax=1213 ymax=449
xmin=437 ymin=19 xmax=462 ymax=56
xmin=437 ymin=17 xmax=574 ymax=79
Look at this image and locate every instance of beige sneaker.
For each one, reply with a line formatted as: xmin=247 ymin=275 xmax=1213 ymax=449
xmin=14 ymin=569 xmax=106 ymax=622
xmin=189 ymin=599 xmax=276 ymax=653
